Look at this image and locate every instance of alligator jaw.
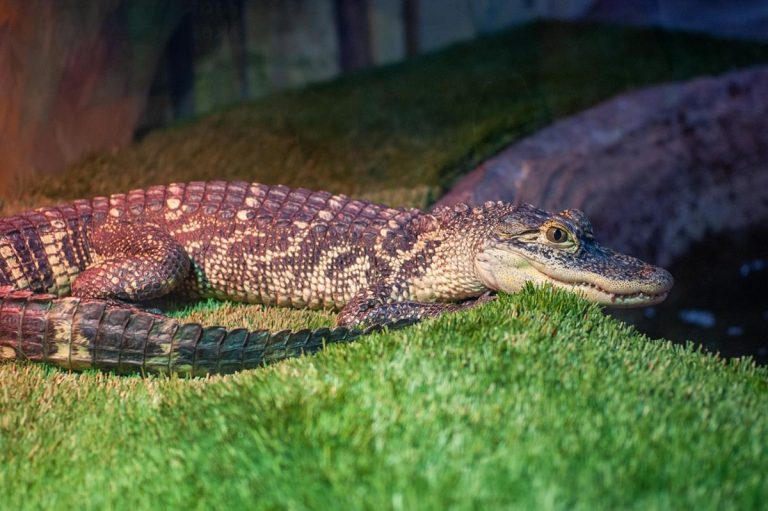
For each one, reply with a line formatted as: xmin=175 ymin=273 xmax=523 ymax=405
xmin=547 ymin=278 xmax=670 ymax=307
xmin=475 ymin=249 xmax=673 ymax=308
xmin=524 ymin=255 xmax=674 ymax=308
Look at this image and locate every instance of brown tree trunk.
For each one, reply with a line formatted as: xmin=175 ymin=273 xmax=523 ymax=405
xmin=334 ymin=0 xmax=372 ymax=72
xmin=403 ymin=0 xmax=419 ymax=57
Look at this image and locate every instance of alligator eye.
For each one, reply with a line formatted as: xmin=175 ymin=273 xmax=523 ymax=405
xmin=546 ymin=226 xmax=569 ymax=244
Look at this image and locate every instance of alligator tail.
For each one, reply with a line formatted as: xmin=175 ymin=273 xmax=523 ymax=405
xmin=0 ymin=287 xmax=401 ymax=376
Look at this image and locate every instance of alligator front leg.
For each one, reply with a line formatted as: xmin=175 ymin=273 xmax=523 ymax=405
xmin=337 ymin=286 xmax=494 ymax=328
xmin=72 ymin=221 xmax=191 ymax=301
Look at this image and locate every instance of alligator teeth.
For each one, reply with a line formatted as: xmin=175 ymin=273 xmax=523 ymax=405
xmin=569 ymin=281 xmax=664 ymax=302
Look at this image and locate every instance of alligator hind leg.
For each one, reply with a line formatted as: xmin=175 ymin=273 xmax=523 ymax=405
xmin=72 ymin=221 xmax=190 ymax=302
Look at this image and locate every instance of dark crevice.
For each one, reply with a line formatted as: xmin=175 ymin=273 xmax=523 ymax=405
xmin=611 ymin=225 xmax=768 ymax=364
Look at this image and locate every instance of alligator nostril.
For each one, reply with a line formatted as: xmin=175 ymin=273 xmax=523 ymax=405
xmin=656 ymin=267 xmax=674 ymax=292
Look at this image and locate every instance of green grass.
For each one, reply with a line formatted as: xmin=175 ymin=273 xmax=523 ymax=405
xmin=2 ymin=21 xmax=768 ymax=509
xmin=1 ymin=288 xmax=766 ymax=510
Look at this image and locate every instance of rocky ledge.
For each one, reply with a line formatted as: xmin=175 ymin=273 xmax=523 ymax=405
xmin=436 ymin=66 xmax=768 ymax=266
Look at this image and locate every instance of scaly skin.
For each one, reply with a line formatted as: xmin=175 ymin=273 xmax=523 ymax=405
xmin=0 ymin=287 xmax=410 ymax=376
xmin=0 ymin=181 xmax=673 ymax=375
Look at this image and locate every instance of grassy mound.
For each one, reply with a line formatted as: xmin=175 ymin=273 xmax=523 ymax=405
xmin=1 ymin=288 xmax=766 ymax=509
xmin=2 ymin=22 xmax=768 ymax=509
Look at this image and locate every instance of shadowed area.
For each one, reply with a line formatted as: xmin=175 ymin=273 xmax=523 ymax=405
xmin=5 ymin=22 xmax=768 ymax=214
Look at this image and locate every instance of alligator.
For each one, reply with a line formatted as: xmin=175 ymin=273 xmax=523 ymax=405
xmin=0 ymin=181 xmax=673 ymax=376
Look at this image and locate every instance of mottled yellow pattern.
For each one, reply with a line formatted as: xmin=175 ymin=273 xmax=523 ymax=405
xmin=0 ymin=181 xmax=674 ymax=374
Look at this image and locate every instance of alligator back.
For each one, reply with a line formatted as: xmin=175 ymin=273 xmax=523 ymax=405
xmin=0 ymin=181 xmax=422 ymax=308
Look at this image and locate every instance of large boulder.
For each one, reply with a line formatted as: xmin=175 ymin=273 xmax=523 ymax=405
xmin=435 ymin=66 xmax=768 ymax=266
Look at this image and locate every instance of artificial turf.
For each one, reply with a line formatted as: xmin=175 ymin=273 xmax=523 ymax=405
xmin=1 ymin=288 xmax=766 ymax=510
xmin=1 ymin=21 xmax=768 ymax=510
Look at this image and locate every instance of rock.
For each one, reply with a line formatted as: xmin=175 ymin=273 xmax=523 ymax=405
xmin=0 ymin=1 xmax=184 ymax=194
xmin=435 ymin=66 xmax=768 ymax=266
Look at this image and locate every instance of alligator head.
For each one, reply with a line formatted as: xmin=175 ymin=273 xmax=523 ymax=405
xmin=474 ymin=204 xmax=673 ymax=307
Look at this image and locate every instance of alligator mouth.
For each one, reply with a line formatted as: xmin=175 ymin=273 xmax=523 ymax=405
xmin=523 ymin=255 xmax=673 ymax=307
xmin=548 ymin=278 xmax=670 ymax=307
xmin=475 ymin=250 xmax=672 ymax=308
